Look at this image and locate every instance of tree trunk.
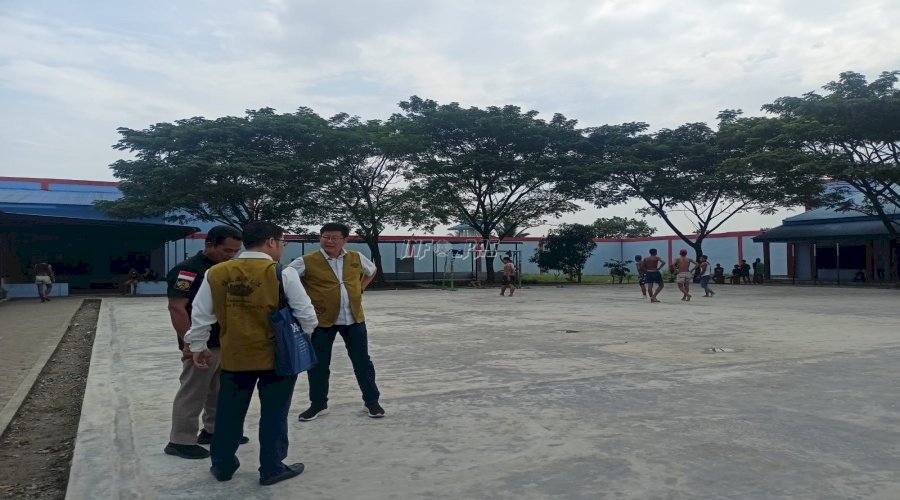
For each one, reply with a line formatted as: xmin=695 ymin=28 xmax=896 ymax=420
xmin=364 ymin=233 xmax=385 ymax=285
xmin=693 ymin=238 xmax=704 ymax=261
xmin=483 ymin=237 xmax=497 ymax=283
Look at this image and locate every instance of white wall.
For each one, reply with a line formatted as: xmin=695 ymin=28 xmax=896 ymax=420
xmin=163 ymin=233 xmax=785 ymax=279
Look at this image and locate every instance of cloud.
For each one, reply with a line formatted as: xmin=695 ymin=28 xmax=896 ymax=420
xmin=0 ymin=0 xmax=898 ymax=233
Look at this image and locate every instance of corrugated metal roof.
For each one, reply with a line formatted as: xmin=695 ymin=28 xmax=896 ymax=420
xmin=753 ymin=219 xmax=897 ymax=242
xmin=783 ymin=204 xmax=900 ymax=223
xmin=0 ymin=187 xmax=181 ymax=227
xmin=784 ymin=182 xmax=900 ymax=223
xmin=0 ymin=203 xmax=162 ymax=223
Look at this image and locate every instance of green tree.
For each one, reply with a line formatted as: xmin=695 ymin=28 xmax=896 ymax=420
xmin=761 ymin=70 xmax=900 ymax=235
xmin=399 ymin=96 xmax=584 ymax=282
xmin=603 ymin=258 xmax=632 ymax=283
xmin=530 ymin=223 xmax=597 ymax=283
xmin=317 ymin=114 xmax=433 ymax=284
xmin=96 ymin=108 xmax=331 ymax=228
xmin=591 ymin=216 xmax=656 ymax=238
xmin=495 ymin=219 xmax=534 ymax=239
xmin=582 ymin=117 xmax=822 ymax=258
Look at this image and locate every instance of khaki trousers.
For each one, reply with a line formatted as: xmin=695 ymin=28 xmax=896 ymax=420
xmin=169 ymin=348 xmax=221 ymax=445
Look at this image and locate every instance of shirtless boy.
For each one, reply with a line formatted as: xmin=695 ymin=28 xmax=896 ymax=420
xmin=499 ymin=257 xmax=517 ymax=297
xmin=634 ymin=255 xmax=648 ymax=298
xmin=641 ymin=249 xmax=666 ymax=303
xmin=672 ymin=249 xmax=697 ymax=302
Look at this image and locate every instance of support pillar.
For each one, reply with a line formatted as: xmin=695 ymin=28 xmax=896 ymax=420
xmin=836 ymin=242 xmax=841 ymax=286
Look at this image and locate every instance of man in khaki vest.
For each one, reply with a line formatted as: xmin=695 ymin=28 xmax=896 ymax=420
xmin=185 ymin=221 xmax=318 ymax=486
xmin=290 ymin=222 xmax=384 ymax=421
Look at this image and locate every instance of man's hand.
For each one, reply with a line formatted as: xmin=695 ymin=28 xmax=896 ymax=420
xmin=192 ymin=349 xmax=213 ymax=369
xmin=181 ymin=343 xmax=192 ymax=361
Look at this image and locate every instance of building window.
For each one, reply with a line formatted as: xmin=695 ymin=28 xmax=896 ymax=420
xmin=816 ymin=245 xmax=865 ymax=269
xmin=395 ymin=258 xmax=415 ymax=273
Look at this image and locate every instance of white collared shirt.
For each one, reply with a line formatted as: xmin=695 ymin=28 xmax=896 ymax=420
xmin=185 ymin=251 xmax=319 ymax=352
xmin=289 ymin=248 xmax=376 ymax=326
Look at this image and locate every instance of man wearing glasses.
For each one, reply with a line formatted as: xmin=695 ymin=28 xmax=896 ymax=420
xmin=184 ymin=222 xmax=318 ymax=485
xmin=290 ymin=222 xmax=384 ymax=420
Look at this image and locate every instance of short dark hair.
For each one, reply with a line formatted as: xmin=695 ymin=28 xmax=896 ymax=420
xmin=242 ymin=221 xmax=284 ymax=248
xmin=206 ymin=225 xmax=243 ymax=246
xmin=320 ymin=222 xmax=351 ymax=238
xmin=634 ymin=255 xmax=642 ymax=261
xmin=701 ymin=255 xmax=708 ymax=260
xmin=649 ymin=248 xmax=657 ymax=255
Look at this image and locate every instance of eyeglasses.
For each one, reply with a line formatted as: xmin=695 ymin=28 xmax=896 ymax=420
xmin=273 ymin=238 xmax=286 ymax=244
xmin=320 ymin=236 xmax=345 ymax=242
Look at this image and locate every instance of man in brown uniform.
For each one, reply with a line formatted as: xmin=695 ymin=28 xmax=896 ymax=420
xmin=164 ymin=225 xmax=244 ymax=460
xmin=672 ymin=249 xmax=698 ymax=302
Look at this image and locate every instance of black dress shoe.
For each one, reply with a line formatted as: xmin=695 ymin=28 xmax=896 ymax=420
xmin=260 ymin=463 xmax=305 ymax=486
xmin=164 ymin=443 xmax=210 ymax=459
xmin=210 ymin=465 xmax=235 ymax=482
xmin=197 ymin=429 xmax=249 ymax=445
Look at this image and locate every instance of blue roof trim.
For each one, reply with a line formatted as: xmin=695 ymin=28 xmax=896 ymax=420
xmin=47 ymin=183 xmax=121 ymax=193
xmin=0 ymin=181 xmax=42 ymax=190
xmin=0 ymin=188 xmax=121 ymax=205
xmin=0 ymin=201 xmax=174 ymax=226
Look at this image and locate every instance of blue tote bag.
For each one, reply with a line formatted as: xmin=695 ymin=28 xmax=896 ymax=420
xmin=271 ymin=264 xmax=317 ymax=376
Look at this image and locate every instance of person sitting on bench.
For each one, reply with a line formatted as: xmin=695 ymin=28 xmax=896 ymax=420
xmin=730 ymin=264 xmax=742 ymax=284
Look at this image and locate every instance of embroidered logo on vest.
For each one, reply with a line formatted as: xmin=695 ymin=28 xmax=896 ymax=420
xmin=223 ymin=278 xmax=261 ymax=297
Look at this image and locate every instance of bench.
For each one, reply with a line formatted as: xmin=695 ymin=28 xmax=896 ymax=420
xmin=136 ymin=281 xmax=168 ymax=295
xmin=1 ymin=283 xmax=70 ymax=298
xmin=89 ymin=279 xmax=124 ymax=290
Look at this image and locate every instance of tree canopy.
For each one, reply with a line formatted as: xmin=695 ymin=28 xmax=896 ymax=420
xmin=95 ymin=72 xmax=896 ymax=282
xmin=316 ymin=113 xmax=433 ymax=283
xmin=592 ymin=216 xmax=656 ymax=238
xmin=761 ymin=70 xmax=900 ymax=235
xmin=398 ymin=96 xmax=584 ymax=281
xmin=97 ymin=108 xmax=331 ymax=228
xmin=582 ymin=115 xmax=823 ymax=258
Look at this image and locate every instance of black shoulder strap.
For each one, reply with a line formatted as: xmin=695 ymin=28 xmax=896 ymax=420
xmin=274 ymin=263 xmax=287 ymax=308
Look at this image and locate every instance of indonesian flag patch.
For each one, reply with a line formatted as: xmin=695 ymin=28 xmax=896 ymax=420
xmin=175 ymin=270 xmax=197 ymax=291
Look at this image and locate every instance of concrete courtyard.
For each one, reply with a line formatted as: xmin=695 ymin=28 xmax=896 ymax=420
xmin=66 ymin=284 xmax=900 ymax=500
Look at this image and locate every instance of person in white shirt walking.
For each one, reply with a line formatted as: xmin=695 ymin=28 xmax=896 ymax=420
xmin=290 ymin=222 xmax=384 ymax=421
xmin=698 ymin=255 xmax=715 ymax=297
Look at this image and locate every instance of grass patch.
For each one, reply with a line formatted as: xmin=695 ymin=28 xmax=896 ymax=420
xmin=519 ymin=274 xmax=629 ymax=284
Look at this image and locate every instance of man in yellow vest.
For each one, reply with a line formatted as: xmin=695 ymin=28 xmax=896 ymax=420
xmin=290 ymin=222 xmax=384 ymax=421
xmin=184 ymin=221 xmax=318 ymax=486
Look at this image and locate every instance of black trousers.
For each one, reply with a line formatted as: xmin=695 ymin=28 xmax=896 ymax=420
xmin=308 ymin=322 xmax=380 ymax=406
xmin=211 ymin=369 xmax=297 ymax=476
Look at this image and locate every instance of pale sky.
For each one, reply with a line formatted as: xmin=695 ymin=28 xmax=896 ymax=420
xmin=1 ymin=0 xmax=898 ymax=236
